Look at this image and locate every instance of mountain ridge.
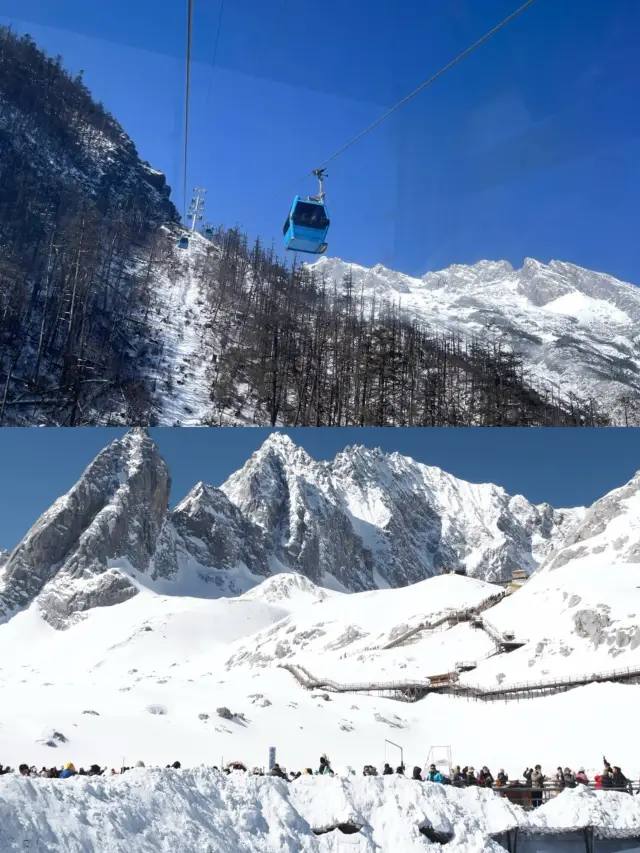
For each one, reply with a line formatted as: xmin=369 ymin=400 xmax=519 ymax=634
xmin=0 ymin=429 xmax=597 ymax=628
xmin=311 ymin=255 xmax=640 ymax=423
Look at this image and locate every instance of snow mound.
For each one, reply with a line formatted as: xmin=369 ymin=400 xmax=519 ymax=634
xmin=3 ymin=769 xmax=640 ymax=853
xmin=527 ymin=785 xmax=640 ymax=836
xmin=239 ymin=574 xmax=337 ymax=606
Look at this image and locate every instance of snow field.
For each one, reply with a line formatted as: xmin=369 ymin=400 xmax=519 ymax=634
xmin=3 ymin=571 xmax=640 ymax=779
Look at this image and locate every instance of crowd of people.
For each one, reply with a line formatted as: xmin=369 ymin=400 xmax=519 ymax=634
xmin=0 ymin=754 xmax=636 ymax=800
xmin=0 ymin=760 xmax=179 ymax=779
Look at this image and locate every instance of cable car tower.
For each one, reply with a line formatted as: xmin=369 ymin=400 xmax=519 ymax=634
xmin=188 ymin=187 xmax=206 ymax=232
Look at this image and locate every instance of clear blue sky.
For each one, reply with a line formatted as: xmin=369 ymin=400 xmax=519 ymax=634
xmin=1 ymin=428 xmax=639 ymax=551
xmin=0 ymin=0 xmax=638 ymax=281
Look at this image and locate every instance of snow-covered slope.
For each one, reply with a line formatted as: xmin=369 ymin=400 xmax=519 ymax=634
xmin=148 ymin=233 xmax=218 ymax=425
xmin=311 ymin=256 xmax=640 ymax=423
xmin=3 ymin=563 xmax=640 ymax=777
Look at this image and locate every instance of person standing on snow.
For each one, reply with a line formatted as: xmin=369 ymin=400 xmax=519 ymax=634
xmin=531 ymin=765 xmax=545 ymax=808
xmin=318 ymin=755 xmax=333 ymax=775
xmin=426 ymin=764 xmax=442 ymax=783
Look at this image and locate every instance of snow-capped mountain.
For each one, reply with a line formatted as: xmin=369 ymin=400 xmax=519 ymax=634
xmin=222 ymin=433 xmax=582 ymax=589
xmin=0 ymin=429 xmax=588 ymax=629
xmin=0 ymin=430 xmax=171 ymax=629
xmin=2 ymin=434 xmax=640 ymax=790
xmin=311 ymin=256 xmax=640 ymax=423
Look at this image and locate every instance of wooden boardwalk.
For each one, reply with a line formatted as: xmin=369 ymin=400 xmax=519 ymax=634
xmin=280 ymin=662 xmax=640 ymax=704
xmin=381 ymin=589 xmax=526 ymax=654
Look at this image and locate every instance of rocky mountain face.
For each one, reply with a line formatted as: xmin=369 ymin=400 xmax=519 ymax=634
xmin=541 ymin=469 xmax=640 ymax=573
xmin=0 ymin=430 xmax=592 ymax=629
xmin=311 ymin=256 xmax=640 ymax=424
xmin=0 ymin=430 xmax=170 ymax=629
xmin=222 ymin=434 xmax=582 ymax=589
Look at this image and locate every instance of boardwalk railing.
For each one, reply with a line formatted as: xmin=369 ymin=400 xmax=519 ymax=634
xmin=380 ymin=589 xmax=525 ymax=653
xmin=280 ymin=661 xmax=640 ymax=704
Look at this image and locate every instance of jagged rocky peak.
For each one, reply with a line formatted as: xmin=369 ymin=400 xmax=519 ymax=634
xmin=0 ymin=428 xmax=170 ymax=629
xmin=542 ymin=469 xmax=640 ymax=572
xmin=167 ymin=480 xmax=271 ymax=580
xmin=222 ymin=435 xmax=375 ymax=590
xmin=221 ymin=432 xmax=320 ymax=529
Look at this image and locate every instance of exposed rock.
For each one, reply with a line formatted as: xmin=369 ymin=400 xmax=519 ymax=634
xmin=0 ymin=429 xmax=170 ymax=628
xmin=216 ymin=706 xmax=234 ymax=720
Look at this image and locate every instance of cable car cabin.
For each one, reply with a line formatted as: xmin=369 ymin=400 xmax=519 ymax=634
xmin=203 ymin=227 xmax=214 ymax=239
xmin=177 ymin=236 xmax=189 ymax=249
xmin=283 ymin=197 xmax=330 ymax=255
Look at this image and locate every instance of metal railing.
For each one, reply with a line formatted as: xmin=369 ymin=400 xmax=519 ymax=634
xmin=280 ymin=661 xmax=640 ymax=704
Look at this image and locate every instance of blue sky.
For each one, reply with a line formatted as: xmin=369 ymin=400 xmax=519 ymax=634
xmin=1 ymin=427 xmax=639 ymax=551
xmin=0 ymin=0 xmax=638 ymax=280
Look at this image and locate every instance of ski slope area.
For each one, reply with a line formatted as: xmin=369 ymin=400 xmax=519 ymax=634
xmin=2 ymin=770 xmax=640 ymax=853
xmin=150 ymin=233 xmax=215 ymax=425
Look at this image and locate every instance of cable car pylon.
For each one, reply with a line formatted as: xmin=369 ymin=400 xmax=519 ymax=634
xmin=178 ymin=187 xmax=207 ymax=249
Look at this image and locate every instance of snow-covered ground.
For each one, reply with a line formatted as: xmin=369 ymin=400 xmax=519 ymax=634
xmin=2 ymin=569 xmax=640 ymax=781
xmin=2 ymin=769 xmax=640 ymax=853
xmin=150 ymin=234 xmax=215 ymax=425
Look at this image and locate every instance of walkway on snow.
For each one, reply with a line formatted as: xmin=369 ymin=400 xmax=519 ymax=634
xmin=280 ymin=661 xmax=640 ymax=704
xmin=381 ymin=588 xmax=526 ymax=655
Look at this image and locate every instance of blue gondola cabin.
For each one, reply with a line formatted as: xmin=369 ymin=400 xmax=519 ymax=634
xmin=283 ymin=196 xmax=330 ymax=255
xmin=178 ymin=236 xmax=189 ymax=249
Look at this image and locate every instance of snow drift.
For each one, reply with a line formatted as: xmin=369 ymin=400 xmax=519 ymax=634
xmin=2 ymin=770 xmax=640 ymax=853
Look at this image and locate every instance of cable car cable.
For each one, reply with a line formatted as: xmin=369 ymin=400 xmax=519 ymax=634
xmin=205 ymin=0 xmax=226 ymax=109
xmin=275 ymin=0 xmax=538 ymax=197
xmin=183 ymin=0 xmax=194 ymax=222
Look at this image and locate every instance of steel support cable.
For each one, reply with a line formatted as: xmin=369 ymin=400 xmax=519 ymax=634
xmin=205 ymin=0 xmax=226 ymax=109
xmin=183 ymin=0 xmax=194 ymax=222
xmin=275 ymin=0 xmax=538 ymax=197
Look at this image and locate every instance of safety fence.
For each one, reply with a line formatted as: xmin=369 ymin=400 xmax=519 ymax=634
xmin=280 ymin=661 xmax=640 ymax=704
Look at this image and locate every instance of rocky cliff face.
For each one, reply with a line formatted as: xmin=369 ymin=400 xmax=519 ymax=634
xmin=149 ymin=483 xmax=272 ymax=596
xmin=221 ymin=434 xmax=581 ymax=589
xmin=0 ymin=430 xmax=595 ymax=629
xmin=541 ymin=469 xmax=640 ymax=572
xmin=0 ymin=430 xmax=170 ymax=629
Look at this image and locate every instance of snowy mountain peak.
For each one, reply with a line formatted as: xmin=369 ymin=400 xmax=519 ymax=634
xmin=257 ymin=431 xmax=311 ymax=462
xmin=3 ymin=432 xmax=638 ymax=631
xmin=0 ymin=431 xmax=170 ymax=628
xmin=541 ymin=468 xmax=640 ymax=573
xmin=239 ymin=572 xmax=334 ymax=605
xmin=310 ymin=255 xmax=640 ymax=422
